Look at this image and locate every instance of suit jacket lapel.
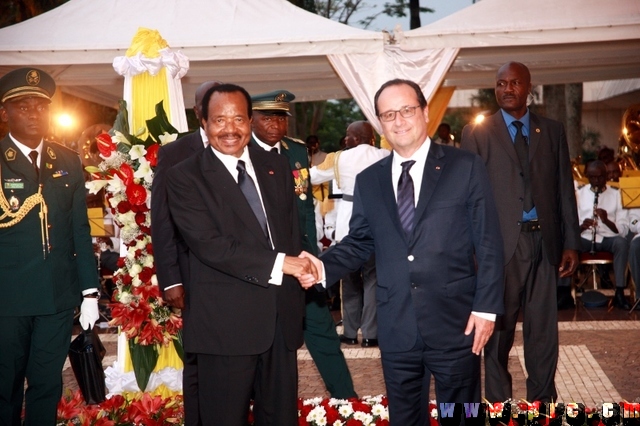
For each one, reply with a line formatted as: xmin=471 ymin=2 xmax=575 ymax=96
xmin=490 ymin=112 xmax=521 ymax=168
xmin=528 ymin=112 xmax=542 ymax=161
xmin=413 ymin=142 xmax=445 ymax=231
xmin=376 ymin=155 xmax=404 ymax=238
xmin=200 ymin=148 xmax=270 ymax=249
xmin=251 ymin=149 xmax=281 ymax=248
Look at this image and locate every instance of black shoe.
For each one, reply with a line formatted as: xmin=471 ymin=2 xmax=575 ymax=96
xmin=339 ymin=334 xmax=358 ymax=345
xmin=613 ymin=288 xmax=630 ymax=310
xmin=361 ymin=338 xmax=378 ymax=348
xmin=557 ymin=287 xmax=575 ymax=310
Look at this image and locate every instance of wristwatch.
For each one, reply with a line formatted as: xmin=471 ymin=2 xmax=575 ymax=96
xmin=83 ymin=291 xmax=100 ymax=299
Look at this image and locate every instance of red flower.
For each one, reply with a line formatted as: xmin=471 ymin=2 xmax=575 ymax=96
xmin=325 ymin=405 xmax=341 ymax=424
xmin=126 ymin=393 xmax=166 ymax=426
xmin=138 ymin=267 xmax=154 ymax=284
xmin=346 ymin=419 xmax=365 ymax=426
xmin=377 ymin=420 xmax=390 ymax=426
xmin=145 ymin=144 xmax=160 ymax=167
xmin=126 ymin=183 xmax=147 ymax=205
xmin=56 ymin=390 xmax=83 ymax=421
xmin=116 ymin=200 xmax=132 ymax=214
xmin=135 ymin=212 xmax=147 ymax=226
xmin=146 ymin=243 xmax=154 ymax=254
xmin=351 ymin=400 xmax=372 ymax=414
xmin=96 ymin=133 xmax=116 ymax=157
xmin=115 ymin=163 xmax=135 ymax=186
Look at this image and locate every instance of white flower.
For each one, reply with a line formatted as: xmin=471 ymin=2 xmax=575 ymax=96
xmin=132 ymin=275 xmax=142 ymax=287
xmin=143 ymin=255 xmax=155 ymax=268
xmin=112 ymin=130 xmax=130 ymax=146
xmin=134 ymin=157 xmax=153 ymax=181
xmin=338 ymin=403 xmax=354 ymax=418
xmin=107 ymin=176 xmax=126 ymax=194
xmin=128 ymin=144 xmax=147 ymax=161
xmin=129 ymin=263 xmax=142 ymax=277
xmin=332 ymin=421 xmax=344 ymax=426
xmin=158 ymin=132 xmax=178 ymax=145
xmin=117 ymin=291 xmax=133 ymax=305
xmin=306 ymin=406 xmax=327 ymax=425
xmin=304 ymin=397 xmax=323 ymax=406
xmin=151 ymin=274 xmax=158 ymax=286
xmin=371 ymin=403 xmax=387 ymax=418
xmin=353 ymin=411 xmax=373 ymax=425
xmin=85 ymin=179 xmax=109 ymax=195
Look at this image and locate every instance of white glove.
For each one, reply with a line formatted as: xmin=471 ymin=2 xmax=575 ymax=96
xmin=79 ymin=297 xmax=100 ymax=330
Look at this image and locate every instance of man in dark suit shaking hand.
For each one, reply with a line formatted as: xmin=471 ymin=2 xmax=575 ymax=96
xmin=303 ymin=79 xmax=504 ymax=425
xmin=165 ymin=84 xmax=318 ymax=426
xmin=461 ymin=62 xmax=581 ymax=403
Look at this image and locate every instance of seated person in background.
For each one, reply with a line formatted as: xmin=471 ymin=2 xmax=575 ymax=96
xmin=606 ymin=160 xmax=622 ymax=183
xmin=432 ymin=122 xmax=459 ymax=148
xmin=576 ymin=160 xmax=630 ymax=309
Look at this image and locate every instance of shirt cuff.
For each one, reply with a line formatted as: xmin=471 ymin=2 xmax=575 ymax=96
xmin=82 ymin=288 xmax=99 ymax=296
xmin=269 ymin=252 xmax=286 ymax=285
xmin=164 ymin=283 xmax=183 ymax=291
xmin=472 ymin=311 xmax=496 ymax=321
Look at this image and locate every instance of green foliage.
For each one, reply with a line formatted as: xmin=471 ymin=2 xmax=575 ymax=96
xmin=581 ymin=127 xmax=601 ymax=163
xmin=128 ymin=339 xmax=159 ymax=392
xmin=298 ymin=99 xmax=365 ymax=152
xmin=173 ymin=330 xmax=185 ymax=363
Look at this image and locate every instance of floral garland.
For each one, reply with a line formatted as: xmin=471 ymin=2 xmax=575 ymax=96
xmin=85 ymin=101 xmax=184 ymax=390
xmin=56 ymin=391 xmax=640 ymax=426
xmin=56 ymin=392 xmax=391 ymax=426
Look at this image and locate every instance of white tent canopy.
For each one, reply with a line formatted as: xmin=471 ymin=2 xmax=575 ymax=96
xmin=397 ymin=0 xmax=640 ymax=90
xmin=0 ymin=0 xmax=383 ymax=106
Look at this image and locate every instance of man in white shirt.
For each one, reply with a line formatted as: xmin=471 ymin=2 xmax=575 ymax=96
xmin=311 ymin=121 xmax=389 ymax=347
xmin=576 ymin=160 xmax=630 ymax=309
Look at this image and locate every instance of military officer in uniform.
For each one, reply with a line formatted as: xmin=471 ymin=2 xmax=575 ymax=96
xmin=250 ymin=90 xmax=356 ymax=398
xmin=0 ymin=68 xmax=100 ymax=425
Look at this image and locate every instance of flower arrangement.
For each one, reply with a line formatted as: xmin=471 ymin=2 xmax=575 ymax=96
xmin=56 ymin=392 xmax=391 ymax=425
xmin=85 ymin=100 xmax=185 ymax=391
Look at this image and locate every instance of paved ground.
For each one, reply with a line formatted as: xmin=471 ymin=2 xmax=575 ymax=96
xmin=64 ymin=295 xmax=640 ymax=406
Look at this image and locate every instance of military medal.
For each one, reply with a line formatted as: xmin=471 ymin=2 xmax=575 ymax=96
xmin=9 ymin=196 xmax=20 ymax=212
xmin=292 ymin=167 xmax=309 ymax=200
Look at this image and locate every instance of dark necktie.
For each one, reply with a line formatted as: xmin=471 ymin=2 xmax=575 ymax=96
xmin=397 ymin=160 xmax=416 ymax=237
xmin=270 ymin=147 xmax=278 ymax=154
xmin=513 ymin=121 xmax=533 ymax=212
xmin=28 ymin=150 xmax=39 ymax=178
xmin=236 ymin=160 xmax=270 ymax=244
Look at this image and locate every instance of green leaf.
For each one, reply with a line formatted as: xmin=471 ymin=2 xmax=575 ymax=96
xmin=112 ymin=100 xmax=131 ymax=137
xmin=84 ymin=166 xmax=101 ymax=174
xmin=146 ymin=101 xmax=180 ymax=144
xmin=128 ymin=340 xmax=159 ymax=392
xmin=173 ymin=329 xmax=185 ymax=363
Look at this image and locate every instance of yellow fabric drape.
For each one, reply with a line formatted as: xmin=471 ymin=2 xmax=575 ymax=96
xmin=122 ymin=341 xmax=183 ymax=396
xmin=126 ymin=29 xmax=172 ymax=138
xmin=427 ymin=86 xmax=456 ymax=137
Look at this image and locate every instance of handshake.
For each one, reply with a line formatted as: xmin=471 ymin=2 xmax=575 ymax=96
xmin=283 ymin=251 xmax=324 ymax=289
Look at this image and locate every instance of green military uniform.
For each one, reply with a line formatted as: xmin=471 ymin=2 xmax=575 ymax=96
xmin=0 ymin=68 xmax=99 ymax=425
xmin=250 ymin=90 xmax=355 ymax=398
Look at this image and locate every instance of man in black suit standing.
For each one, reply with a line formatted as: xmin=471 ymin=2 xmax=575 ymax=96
xmin=461 ymin=62 xmax=581 ymax=403
xmin=151 ymin=80 xmax=220 ymax=426
xmin=304 ymin=79 xmax=504 ymax=425
xmin=165 ymin=83 xmax=317 ymax=426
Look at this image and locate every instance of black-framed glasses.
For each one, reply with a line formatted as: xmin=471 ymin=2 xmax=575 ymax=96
xmin=378 ymin=105 xmax=421 ymax=122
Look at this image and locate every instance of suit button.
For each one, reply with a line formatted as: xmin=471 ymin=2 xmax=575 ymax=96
xmin=520 ymin=172 xmax=524 ymax=177
xmin=411 ymin=283 xmax=417 ymax=289
xmin=408 ymin=255 xmax=414 ymax=261
xmin=519 ymin=197 xmax=523 ymax=202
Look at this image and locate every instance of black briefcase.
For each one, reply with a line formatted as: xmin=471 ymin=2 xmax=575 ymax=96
xmin=68 ymin=328 xmax=107 ymax=404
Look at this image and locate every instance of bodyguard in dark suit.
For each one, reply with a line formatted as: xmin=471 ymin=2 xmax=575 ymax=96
xmin=165 ymin=84 xmax=317 ymax=426
xmin=151 ymin=80 xmax=220 ymax=426
xmin=307 ymin=79 xmax=504 ymax=425
xmin=249 ymin=90 xmax=356 ymax=399
xmin=461 ymin=62 xmax=581 ymax=402
xmin=0 ymin=68 xmax=100 ymax=425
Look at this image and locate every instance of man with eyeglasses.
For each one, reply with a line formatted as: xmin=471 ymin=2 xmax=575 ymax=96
xmin=301 ymin=79 xmax=504 ymax=425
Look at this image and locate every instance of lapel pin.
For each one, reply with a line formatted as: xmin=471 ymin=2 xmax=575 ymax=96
xmin=535 ymin=128 xmax=541 ymax=133
xmin=46 ymin=163 xmax=53 ymax=169
xmin=435 ymin=166 xmax=441 ymax=170
xmin=268 ymin=170 xmax=274 ymax=175
xmin=5 ymin=148 xmax=16 ymax=161
xmin=47 ymin=146 xmax=56 ymax=159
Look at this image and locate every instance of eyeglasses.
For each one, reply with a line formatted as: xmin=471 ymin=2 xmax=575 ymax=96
xmin=378 ymin=105 xmax=421 ymax=122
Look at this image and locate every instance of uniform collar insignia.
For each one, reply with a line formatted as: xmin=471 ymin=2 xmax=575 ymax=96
xmin=47 ymin=146 xmax=56 ymax=159
xmin=5 ymin=148 xmax=16 ymax=161
xmin=280 ymin=139 xmax=289 ymax=150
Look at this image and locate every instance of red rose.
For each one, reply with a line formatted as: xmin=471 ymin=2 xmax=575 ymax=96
xmin=145 ymin=144 xmax=160 ymax=167
xmin=96 ymin=133 xmax=116 ymax=157
xmin=117 ymin=200 xmax=131 ymax=214
xmin=135 ymin=212 xmax=146 ymax=226
xmin=117 ymin=257 xmax=126 ymax=268
xmin=138 ymin=267 xmax=153 ymax=284
xmin=146 ymin=243 xmax=154 ymax=254
xmin=126 ymin=183 xmax=147 ymax=205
